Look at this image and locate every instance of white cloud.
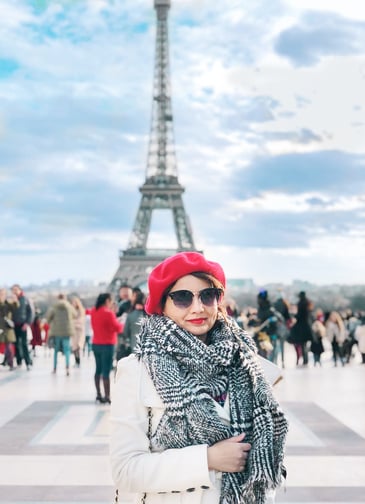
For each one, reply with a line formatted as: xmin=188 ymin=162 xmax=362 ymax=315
xmin=224 ymin=192 xmax=365 ymax=214
xmin=284 ymin=0 xmax=365 ymax=21
xmin=1 ymin=0 xmax=365 ymax=286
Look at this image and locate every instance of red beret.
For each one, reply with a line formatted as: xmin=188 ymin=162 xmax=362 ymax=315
xmin=145 ymin=251 xmax=226 ymax=315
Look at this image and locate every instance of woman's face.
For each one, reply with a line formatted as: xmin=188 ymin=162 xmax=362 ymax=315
xmin=163 ymin=274 xmax=219 ymax=343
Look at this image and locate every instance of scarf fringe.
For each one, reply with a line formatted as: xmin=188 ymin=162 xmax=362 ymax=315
xmin=137 ymin=315 xmax=288 ymax=503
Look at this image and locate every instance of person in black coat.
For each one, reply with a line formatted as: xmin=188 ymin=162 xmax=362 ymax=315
xmin=288 ymin=291 xmax=313 ymax=366
xmin=256 ymin=290 xmax=278 ymax=362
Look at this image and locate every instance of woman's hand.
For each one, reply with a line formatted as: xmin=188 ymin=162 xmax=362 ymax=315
xmin=207 ymin=433 xmax=251 ymax=473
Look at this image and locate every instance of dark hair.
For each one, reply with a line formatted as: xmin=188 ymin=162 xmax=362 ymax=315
xmin=134 ymin=290 xmax=146 ymax=306
xmin=95 ymin=293 xmax=111 ymax=310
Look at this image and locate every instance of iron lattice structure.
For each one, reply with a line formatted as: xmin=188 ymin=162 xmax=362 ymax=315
xmin=110 ymin=0 xmax=200 ymax=292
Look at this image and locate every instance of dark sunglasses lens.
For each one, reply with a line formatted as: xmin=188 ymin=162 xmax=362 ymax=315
xmin=200 ymin=288 xmax=220 ymax=306
xmin=170 ymin=290 xmax=193 ymax=308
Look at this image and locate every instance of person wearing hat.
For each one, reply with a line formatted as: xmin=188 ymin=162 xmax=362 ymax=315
xmin=110 ymin=252 xmax=288 ymax=504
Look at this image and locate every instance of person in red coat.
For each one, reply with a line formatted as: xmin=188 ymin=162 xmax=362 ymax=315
xmin=91 ymin=293 xmax=123 ymax=404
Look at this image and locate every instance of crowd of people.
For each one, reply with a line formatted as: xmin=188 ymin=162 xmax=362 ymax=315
xmin=235 ymin=289 xmax=365 ymax=368
xmin=0 ymin=283 xmax=148 ymax=403
xmin=1 ymin=279 xmax=364 ymax=388
xmin=1 ymin=254 xmax=365 ymax=503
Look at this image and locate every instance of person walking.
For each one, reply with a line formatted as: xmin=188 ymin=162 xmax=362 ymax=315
xmin=11 ymin=284 xmax=34 ymax=370
xmin=0 ymin=288 xmax=17 ymax=370
xmin=115 ymin=284 xmax=133 ymax=361
xmin=91 ymin=293 xmax=123 ymax=404
xmin=83 ymin=308 xmax=93 ymax=357
xmin=110 ymin=252 xmax=288 ymax=504
xmin=256 ymin=290 xmax=278 ymax=363
xmin=273 ymin=292 xmax=291 ymax=368
xmin=116 ymin=284 xmax=133 ymax=318
xmin=70 ymin=296 xmax=86 ymax=368
xmin=354 ymin=316 xmax=365 ymax=364
xmin=325 ymin=311 xmax=347 ymax=367
xmin=46 ymin=294 xmax=76 ymax=376
xmin=310 ymin=317 xmax=326 ymax=367
xmin=30 ymin=309 xmax=43 ymax=358
xmin=288 ymin=291 xmax=313 ymax=366
xmin=122 ymin=289 xmax=147 ymax=354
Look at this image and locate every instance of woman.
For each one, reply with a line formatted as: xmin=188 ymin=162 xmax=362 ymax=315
xmin=0 ymin=288 xmax=17 ymax=370
xmin=91 ymin=293 xmax=123 ymax=404
xmin=325 ymin=311 xmax=347 ymax=367
xmin=47 ymin=294 xmax=76 ymax=376
xmin=30 ymin=310 xmax=43 ymax=357
xmin=354 ymin=316 xmax=365 ymax=364
xmin=288 ymin=291 xmax=313 ymax=366
xmin=83 ymin=308 xmax=93 ymax=357
xmin=310 ymin=315 xmax=326 ymax=367
xmin=122 ymin=289 xmax=147 ymax=354
xmin=70 ymin=296 xmax=86 ymax=368
xmin=256 ymin=290 xmax=277 ymax=362
xmin=110 ymin=252 xmax=288 ymax=504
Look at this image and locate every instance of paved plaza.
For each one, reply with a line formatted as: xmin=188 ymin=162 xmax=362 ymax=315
xmin=0 ymin=343 xmax=364 ymax=504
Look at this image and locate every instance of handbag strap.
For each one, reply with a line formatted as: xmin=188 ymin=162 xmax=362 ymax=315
xmin=114 ymin=407 xmax=152 ymax=504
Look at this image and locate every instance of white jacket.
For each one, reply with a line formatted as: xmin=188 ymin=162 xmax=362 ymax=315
xmin=110 ymin=355 xmax=278 ymax=504
xmin=326 ymin=320 xmax=347 ymax=345
xmin=355 ymin=324 xmax=365 ymax=353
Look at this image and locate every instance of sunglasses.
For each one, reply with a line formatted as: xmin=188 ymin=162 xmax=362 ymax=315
xmin=167 ymin=287 xmax=223 ymax=309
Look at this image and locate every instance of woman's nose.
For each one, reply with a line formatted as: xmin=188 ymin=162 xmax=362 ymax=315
xmin=190 ymin=295 xmax=204 ymax=311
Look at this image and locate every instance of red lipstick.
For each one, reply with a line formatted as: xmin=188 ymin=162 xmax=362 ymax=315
xmin=188 ymin=318 xmax=206 ymax=324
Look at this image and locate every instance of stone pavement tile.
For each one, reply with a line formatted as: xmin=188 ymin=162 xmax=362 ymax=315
xmin=283 ymin=456 xmax=365 ymax=487
xmin=0 ymin=455 xmax=113 ymax=486
xmin=0 ymin=348 xmax=364 ymax=504
xmin=276 ymin=486 xmax=365 ymax=502
xmin=0 ymin=485 xmax=113 ymax=503
xmin=0 ymin=402 xmax=108 ymax=455
xmin=283 ymin=402 xmax=365 ymax=456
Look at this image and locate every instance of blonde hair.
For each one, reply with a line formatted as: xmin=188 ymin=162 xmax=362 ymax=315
xmin=71 ymin=296 xmax=85 ymax=314
xmin=328 ymin=311 xmax=345 ymax=333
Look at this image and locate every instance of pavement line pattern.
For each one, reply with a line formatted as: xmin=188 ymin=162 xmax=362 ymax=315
xmin=1 ymin=353 xmax=364 ymax=503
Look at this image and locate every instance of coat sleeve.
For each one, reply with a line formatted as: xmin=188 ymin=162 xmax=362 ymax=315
xmin=110 ymin=356 xmax=215 ymax=495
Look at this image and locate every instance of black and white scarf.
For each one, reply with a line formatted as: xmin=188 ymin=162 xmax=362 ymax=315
xmin=135 ymin=315 xmax=288 ymax=504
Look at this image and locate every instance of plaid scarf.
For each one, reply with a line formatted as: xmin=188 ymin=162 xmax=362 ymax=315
xmin=135 ymin=315 xmax=288 ymax=504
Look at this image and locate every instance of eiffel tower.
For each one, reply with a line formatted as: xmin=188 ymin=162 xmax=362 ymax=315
xmin=109 ymin=0 xmax=200 ymax=292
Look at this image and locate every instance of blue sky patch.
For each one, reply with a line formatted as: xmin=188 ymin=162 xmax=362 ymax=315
xmin=0 ymin=58 xmax=20 ymax=78
xmin=1 ymin=0 xmax=365 ymax=286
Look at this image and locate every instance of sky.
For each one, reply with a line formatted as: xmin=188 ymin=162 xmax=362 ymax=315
xmin=1 ymin=0 xmax=365 ymax=287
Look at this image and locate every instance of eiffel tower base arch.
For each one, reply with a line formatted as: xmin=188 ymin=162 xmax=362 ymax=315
xmin=109 ymin=247 xmax=203 ymax=294
xmin=109 ymin=250 xmax=173 ymax=293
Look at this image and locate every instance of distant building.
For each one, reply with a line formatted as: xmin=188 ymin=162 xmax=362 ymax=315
xmin=227 ymin=278 xmax=255 ymax=293
xmin=291 ymin=279 xmax=315 ymax=291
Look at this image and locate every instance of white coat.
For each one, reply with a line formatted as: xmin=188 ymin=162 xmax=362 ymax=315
xmin=325 ymin=320 xmax=347 ymax=345
xmin=355 ymin=324 xmax=365 ymax=354
xmin=110 ymin=355 xmax=279 ymax=504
